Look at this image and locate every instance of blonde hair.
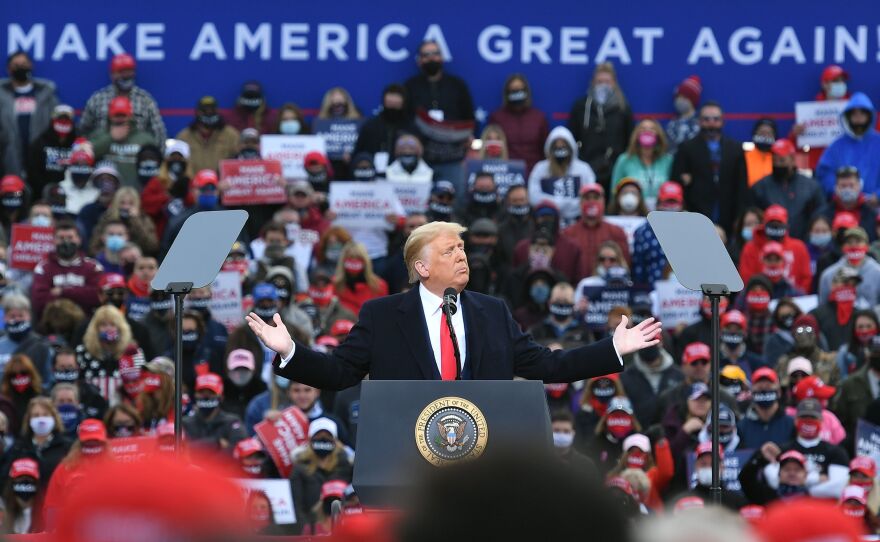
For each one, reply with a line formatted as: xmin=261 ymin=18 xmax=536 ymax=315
xmin=403 ymin=222 xmax=467 ymax=283
xmin=332 ymin=242 xmax=382 ymax=292
xmin=108 ymin=187 xmax=141 ymax=218
xmin=21 ymin=397 xmax=61 ymax=439
xmin=318 ymin=87 xmax=361 ymax=120
xmin=625 ymin=119 xmax=668 ymax=158
xmin=83 ymin=305 xmax=133 ymax=359
xmin=479 ymin=124 xmax=509 ymax=160
xmin=619 ymin=467 xmax=651 ymax=499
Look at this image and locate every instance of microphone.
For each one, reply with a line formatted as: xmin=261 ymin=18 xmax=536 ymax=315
xmin=443 ymin=288 xmax=458 ymax=315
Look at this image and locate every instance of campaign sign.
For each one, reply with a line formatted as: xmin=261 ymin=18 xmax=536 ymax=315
xmin=603 ymin=215 xmax=647 ymax=254
xmin=465 ymin=159 xmax=526 ymax=197
xmin=10 ymin=224 xmax=55 ymax=270
xmin=109 ymin=435 xmax=159 ymax=463
xmin=856 ymin=419 xmax=880 ymax=468
xmin=254 ymin=406 xmax=310 ymax=478
xmin=220 ymin=159 xmax=286 ymax=205
xmin=312 ymin=119 xmax=365 ymax=160
xmin=795 ymin=100 xmax=847 ymax=148
xmin=686 ymin=448 xmax=753 ymax=491
xmin=237 ymin=478 xmax=297 ymax=525
xmin=210 ymin=271 xmax=244 ymax=332
xmin=652 ymin=279 xmax=702 ymax=327
xmin=330 ymin=181 xmax=404 ymax=229
xmin=260 ymin=135 xmax=326 ymax=180
xmin=386 ymin=180 xmax=431 ymax=214
xmin=581 ymin=284 xmax=652 ymax=331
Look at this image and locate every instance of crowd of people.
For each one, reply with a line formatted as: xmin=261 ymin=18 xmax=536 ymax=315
xmin=0 ymin=39 xmax=879 ymax=537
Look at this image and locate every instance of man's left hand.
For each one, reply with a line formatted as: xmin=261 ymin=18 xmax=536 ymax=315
xmin=612 ymin=316 xmax=662 ymax=356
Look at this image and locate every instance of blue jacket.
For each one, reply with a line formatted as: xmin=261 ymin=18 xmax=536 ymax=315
xmin=737 ymin=405 xmax=795 ymax=449
xmin=817 ymin=93 xmax=880 ymax=196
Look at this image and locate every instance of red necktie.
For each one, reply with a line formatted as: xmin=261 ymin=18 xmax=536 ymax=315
xmin=439 ymin=305 xmax=457 ymax=380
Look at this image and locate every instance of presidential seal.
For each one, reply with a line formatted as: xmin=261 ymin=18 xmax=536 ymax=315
xmin=415 ymin=396 xmax=488 ymax=466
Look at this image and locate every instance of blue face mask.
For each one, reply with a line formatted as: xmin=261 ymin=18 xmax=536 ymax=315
xmin=741 ymin=226 xmax=753 ymax=241
xmin=57 ymin=403 xmax=81 ymax=432
xmin=752 ymin=390 xmax=778 ymax=409
xmin=280 ymin=120 xmax=301 ymax=135
xmin=105 ymin=234 xmax=126 ymax=252
xmin=530 ymin=283 xmax=550 ymax=305
xmin=274 ymin=375 xmax=290 ymax=390
xmin=198 ymin=193 xmax=219 ymax=210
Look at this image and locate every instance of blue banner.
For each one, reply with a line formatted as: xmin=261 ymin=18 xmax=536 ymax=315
xmin=686 ymin=448 xmax=754 ymax=492
xmin=4 ymin=1 xmax=880 ymax=139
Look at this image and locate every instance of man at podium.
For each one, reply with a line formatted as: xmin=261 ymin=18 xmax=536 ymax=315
xmin=248 ymin=222 xmax=660 ymax=390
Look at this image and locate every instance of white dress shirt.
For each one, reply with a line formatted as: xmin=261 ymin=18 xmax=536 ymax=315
xmin=419 ymin=283 xmax=467 ymax=376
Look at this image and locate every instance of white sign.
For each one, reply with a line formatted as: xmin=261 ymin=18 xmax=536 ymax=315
xmin=330 ymin=182 xmax=404 ymax=229
xmin=260 ymin=135 xmax=326 ymax=180
xmin=767 ymin=294 xmax=818 ymax=316
xmin=385 ymin=180 xmax=431 ymax=214
xmin=236 ymin=478 xmax=297 ymax=525
xmin=651 ymin=279 xmax=702 ymax=327
xmin=210 ymin=271 xmax=244 ymax=331
xmin=604 ymin=216 xmax=647 ymax=254
xmin=795 ymin=100 xmax=847 ymax=148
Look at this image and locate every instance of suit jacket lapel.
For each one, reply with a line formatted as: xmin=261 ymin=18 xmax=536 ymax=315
xmin=461 ymin=291 xmax=485 ymax=378
xmin=396 ymin=286 xmax=439 ymax=380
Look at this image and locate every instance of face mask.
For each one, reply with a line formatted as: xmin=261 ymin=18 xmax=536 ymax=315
xmin=507 ymin=89 xmax=528 ymax=105
xmin=189 ymin=298 xmax=212 ymax=318
xmin=99 ymin=328 xmax=119 ymax=343
xmin=638 ymin=131 xmax=657 ymax=148
xmin=753 ymin=390 xmax=779 ymax=409
xmin=343 ymin=258 xmax=365 ymax=276
xmin=428 ymin=201 xmax=452 ymax=221
xmin=581 ymin=200 xmax=604 ymax=220
xmin=484 ymin=140 xmax=504 ymax=158
xmin=274 ymin=375 xmax=290 ymax=390
xmin=382 ymin=107 xmax=404 ymax=123
xmin=618 ymin=193 xmax=639 ymax=212
xmin=777 ymin=313 xmax=795 ymax=330
xmin=777 ymin=483 xmax=807 ymax=498
xmin=242 ymin=463 xmax=263 ymax=477
xmin=720 ymin=332 xmax=744 ymax=350
xmin=626 ymin=451 xmax=647 ymax=469
xmin=702 ymin=127 xmax=721 ymax=139
xmin=552 ymin=431 xmax=574 ymax=449
xmin=12 ymin=481 xmax=37 ymax=501
xmin=58 ymin=403 xmax=81 ymax=431
xmin=741 ymin=226 xmax=753 ymax=241
xmin=105 ymin=234 xmax=126 ymax=252
xmin=810 ymin=232 xmax=832 ymax=247
xmin=81 ymin=443 xmax=105 ymax=456
xmin=181 ymin=330 xmax=200 ymax=350
xmin=752 ymin=134 xmax=775 ymax=152
xmin=280 ymin=120 xmax=301 ymax=135
xmin=5 ymin=320 xmax=31 ymax=342
xmin=56 ymin=240 xmax=78 ymax=259
xmin=746 ymin=291 xmax=770 ymax=312
xmin=198 ymin=114 xmax=220 ymax=128
xmin=11 ymin=373 xmax=32 ymax=393
xmin=842 ymin=503 xmax=866 ymax=519
xmin=719 ymin=431 xmax=734 ymax=445
xmin=53 ymin=119 xmax=73 ymax=138
xmin=30 ymin=415 xmax=55 ymax=436
xmin=549 ymin=303 xmax=574 ymax=322
xmin=114 ymin=77 xmax=135 ymax=91
xmin=137 ymin=160 xmax=160 ymax=184
xmin=828 ymin=81 xmax=848 ymax=99
xmin=674 ymin=97 xmax=692 ymax=115
xmin=353 ymin=167 xmax=376 ymax=181
xmin=254 ymin=306 xmax=276 ymax=320
xmin=324 ymin=242 xmax=344 ymax=263
xmin=112 ymin=424 xmax=136 ymax=438
xmin=398 ymin=154 xmax=419 ymax=172
xmin=796 ymin=418 xmax=822 ymax=439
xmin=196 ymin=397 xmax=220 ymax=417
xmin=856 ymin=327 xmax=877 ymax=344
xmin=507 ymin=204 xmax=530 ymax=216
xmin=421 ymin=60 xmax=442 ymax=76
xmin=151 ymin=298 xmax=173 ymax=316
xmin=696 ymin=467 xmax=713 ymax=487
xmin=844 ymin=245 xmax=868 ymax=266
xmin=592 ymin=383 xmax=616 ymax=403
xmin=764 ymin=225 xmax=787 ymax=241
xmin=311 ymin=438 xmax=335 ymax=458
xmin=552 ymin=147 xmax=571 ymax=162
xmin=593 ymin=83 xmax=612 ymax=105
xmin=54 ymin=369 xmax=79 ymax=383
xmin=31 ymin=215 xmax=52 ymax=228
xmin=229 ymin=369 xmax=254 ymax=388
xmin=837 ymin=187 xmax=860 ymax=204
xmin=168 ymin=161 xmax=187 ymax=178
xmin=11 ymin=67 xmax=31 ymax=83
xmin=762 ymin=262 xmax=785 ymax=282
xmin=198 ymin=193 xmax=219 ymax=210
xmin=472 ymin=190 xmax=497 ymax=205
xmin=530 ymin=283 xmax=550 ymax=305
xmin=309 ymin=284 xmax=335 ymax=307
xmin=605 ymin=412 xmax=633 ymax=440
xmin=329 ymin=103 xmax=348 ymax=117
xmin=308 ymin=170 xmax=328 ymax=188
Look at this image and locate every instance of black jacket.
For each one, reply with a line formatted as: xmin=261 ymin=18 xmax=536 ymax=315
xmin=353 ymin=113 xmax=418 ymax=162
xmin=26 ymin=125 xmax=77 ymax=196
xmin=620 ymin=359 xmax=684 ymax=427
xmin=181 ymin=409 xmax=247 ymax=452
xmin=290 ymin=453 xmax=353 ymax=534
xmin=0 ymin=432 xmax=72 ymax=492
xmin=566 ymin=95 xmax=634 ymax=186
xmin=671 ymin=134 xmax=748 ymax=235
xmin=275 ymin=287 xmax=623 ymax=391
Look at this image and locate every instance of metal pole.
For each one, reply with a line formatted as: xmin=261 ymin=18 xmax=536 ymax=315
xmin=710 ymin=294 xmax=721 ymax=505
xmin=174 ymin=292 xmax=185 ymax=453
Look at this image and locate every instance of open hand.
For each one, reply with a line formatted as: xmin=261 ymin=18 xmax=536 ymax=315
xmin=612 ymin=316 xmax=661 ymax=356
xmin=245 ymin=312 xmax=293 ymax=356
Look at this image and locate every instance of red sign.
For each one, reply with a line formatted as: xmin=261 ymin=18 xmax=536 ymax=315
xmin=10 ymin=224 xmax=54 ymax=270
xmin=254 ymin=406 xmax=310 ymax=478
xmin=220 ymin=159 xmax=286 ymax=205
xmin=109 ymin=435 xmax=159 ymax=463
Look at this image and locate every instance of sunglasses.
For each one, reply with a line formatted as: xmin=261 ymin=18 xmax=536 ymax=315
xmin=689 ymin=359 xmax=710 ymax=367
xmin=700 ymin=115 xmax=722 ymax=122
xmin=795 ymin=326 xmax=814 ymax=334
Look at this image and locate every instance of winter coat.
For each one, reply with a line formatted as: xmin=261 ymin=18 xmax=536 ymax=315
xmin=0 ymin=78 xmax=58 ymax=177
xmin=749 ymin=173 xmax=827 ymax=240
xmin=30 ymin=251 xmax=103 ymax=318
xmin=817 ymin=93 xmax=880 ymax=196
xmin=528 ymin=126 xmax=597 ymax=225
xmin=738 ymin=226 xmax=812 ymax=293
xmin=566 ymin=91 xmax=634 ymax=185
xmin=487 ymin=106 xmax=549 ymax=174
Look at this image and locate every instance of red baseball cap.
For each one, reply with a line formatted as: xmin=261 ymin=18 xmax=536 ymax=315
xmin=793 ymin=375 xmax=836 ymax=401
xmin=695 ymin=441 xmax=724 ymax=459
xmin=99 ymin=273 xmax=127 ymax=291
xmin=739 ymin=504 xmax=765 ymax=523
xmin=9 ymin=458 xmax=40 ymax=480
xmin=657 ymin=181 xmax=683 ymax=203
xmin=330 ymin=319 xmax=355 ymax=337
xmin=108 ymin=96 xmax=133 ymax=117
xmin=233 ymin=437 xmax=264 ymax=461
xmin=763 ymin=204 xmax=788 ymax=225
xmin=832 ymin=211 xmax=859 ymax=232
xmin=110 ymin=53 xmax=136 ymax=73
xmin=821 ymin=64 xmax=848 ymax=83
xmin=673 ymin=495 xmax=705 ymax=512
xmin=78 ymin=418 xmax=108 ymax=443
xmin=756 ymin=498 xmax=862 ymax=542
xmin=720 ymin=309 xmax=747 ymax=328
xmin=778 ymin=449 xmax=807 ymax=468
xmin=770 ymin=139 xmax=796 ymax=158
xmin=192 ymin=169 xmax=219 ymax=189
xmin=850 ymin=456 xmax=876 ymax=478
xmin=762 ymin=241 xmax=785 ymax=258
xmin=579 ymin=183 xmax=604 ymax=197
xmin=196 ymin=373 xmax=224 ymax=395
xmin=304 ymin=151 xmax=329 ymax=169
xmin=752 ymin=367 xmax=779 ymax=384
xmin=683 ymin=342 xmax=710 ymax=364
xmin=321 ymin=479 xmax=348 ymax=501
xmin=316 ymin=335 xmax=340 ymax=348
xmin=0 ymin=175 xmax=25 ymax=194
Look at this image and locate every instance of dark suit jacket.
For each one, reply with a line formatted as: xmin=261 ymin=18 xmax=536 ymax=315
xmin=671 ymin=134 xmax=747 ymax=235
xmin=274 ymin=287 xmax=621 ymax=390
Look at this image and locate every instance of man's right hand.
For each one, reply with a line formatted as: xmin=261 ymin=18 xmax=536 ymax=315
xmin=761 ymin=442 xmax=781 ymax=462
xmin=246 ymin=313 xmax=293 ymax=356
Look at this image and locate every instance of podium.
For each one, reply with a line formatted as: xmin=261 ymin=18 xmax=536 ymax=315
xmin=352 ymin=380 xmax=552 ymax=507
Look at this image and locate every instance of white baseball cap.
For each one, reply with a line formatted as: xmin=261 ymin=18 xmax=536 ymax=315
xmin=308 ymin=417 xmax=338 ymax=439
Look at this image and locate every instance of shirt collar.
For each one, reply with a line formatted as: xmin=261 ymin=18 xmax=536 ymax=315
xmin=419 ymin=283 xmax=445 ymax=316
